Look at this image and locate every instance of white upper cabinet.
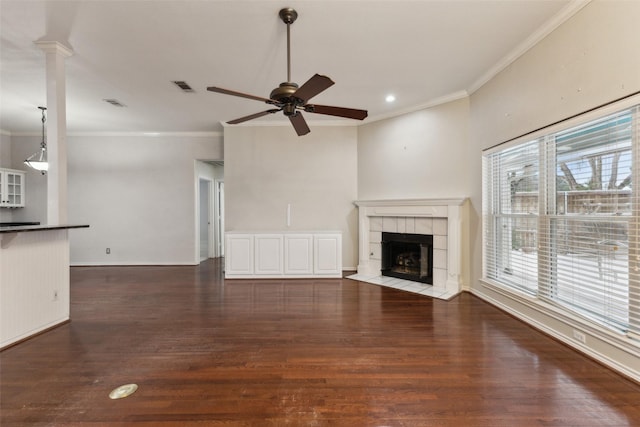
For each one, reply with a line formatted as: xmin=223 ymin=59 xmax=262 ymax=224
xmin=0 ymin=168 xmax=26 ymax=208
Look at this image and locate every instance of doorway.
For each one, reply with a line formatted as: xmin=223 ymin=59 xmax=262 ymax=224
xmin=195 ymin=161 xmax=224 ymax=264
xmin=216 ymin=180 xmax=225 ymax=257
xmin=198 ymin=178 xmax=212 ymax=262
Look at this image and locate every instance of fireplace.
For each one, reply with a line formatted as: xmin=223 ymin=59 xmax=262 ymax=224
xmin=352 ymin=198 xmax=467 ymax=300
xmin=381 ymin=232 xmax=433 ymax=284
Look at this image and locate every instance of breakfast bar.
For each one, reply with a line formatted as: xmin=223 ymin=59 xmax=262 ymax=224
xmin=0 ymin=224 xmax=89 ymax=349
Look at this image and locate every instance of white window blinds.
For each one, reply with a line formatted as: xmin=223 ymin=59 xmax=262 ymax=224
xmin=483 ymin=104 xmax=640 ymax=338
xmin=483 ymin=140 xmax=540 ymax=296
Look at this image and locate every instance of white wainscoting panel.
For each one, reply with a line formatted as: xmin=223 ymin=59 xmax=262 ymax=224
xmin=225 ymin=232 xmax=342 ymax=278
xmin=0 ymin=229 xmax=70 ymax=348
xmin=284 ymin=234 xmax=313 ymax=275
xmin=225 ymin=234 xmax=254 ymax=275
xmin=254 ymin=234 xmax=283 ymax=275
xmin=314 ymin=234 xmax=342 ymax=276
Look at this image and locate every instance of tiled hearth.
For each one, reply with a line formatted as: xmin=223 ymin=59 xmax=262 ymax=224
xmin=348 ymin=198 xmax=467 ymax=300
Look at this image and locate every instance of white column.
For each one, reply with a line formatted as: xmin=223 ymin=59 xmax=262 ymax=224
xmin=35 ymin=41 xmax=73 ymax=225
xmin=356 ymin=206 xmax=373 ymax=275
xmin=446 ymin=204 xmax=462 ymax=293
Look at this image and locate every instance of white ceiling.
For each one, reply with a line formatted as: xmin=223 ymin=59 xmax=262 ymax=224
xmin=0 ymin=0 xmax=578 ymax=134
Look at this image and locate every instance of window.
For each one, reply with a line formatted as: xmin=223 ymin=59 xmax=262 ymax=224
xmin=483 ymin=139 xmax=540 ymax=295
xmin=483 ymin=104 xmax=640 ymax=338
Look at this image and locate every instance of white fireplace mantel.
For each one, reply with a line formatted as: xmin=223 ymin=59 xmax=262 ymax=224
xmin=353 ymin=198 xmax=468 ymax=299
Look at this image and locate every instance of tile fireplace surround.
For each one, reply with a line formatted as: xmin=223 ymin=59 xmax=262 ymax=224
xmin=348 ymin=198 xmax=468 ymax=300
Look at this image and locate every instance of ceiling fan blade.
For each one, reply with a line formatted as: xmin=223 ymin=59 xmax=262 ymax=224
xmin=289 ymin=112 xmax=310 ymax=136
xmin=292 ymin=74 xmax=334 ymax=103
xmin=227 ymin=109 xmax=280 ymax=124
xmin=304 ymin=104 xmax=368 ymax=120
xmin=207 ymin=86 xmax=274 ymax=104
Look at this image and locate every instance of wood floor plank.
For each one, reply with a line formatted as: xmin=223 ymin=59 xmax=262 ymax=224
xmin=1 ymin=258 xmax=639 ymax=426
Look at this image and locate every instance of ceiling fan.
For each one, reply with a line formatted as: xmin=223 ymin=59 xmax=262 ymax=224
xmin=207 ymin=7 xmax=368 ymax=136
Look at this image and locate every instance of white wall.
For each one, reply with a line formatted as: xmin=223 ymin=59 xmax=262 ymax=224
xmin=0 ymin=132 xmax=14 ymax=222
xmin=358 ymin=97 xmax=470 ymax=200
xmin=224 ymin=125 xmax=358 ymax=269
xmin=468 ymin=1 xmax=640 ymax=379
xmin=10 ymin=133 xmax=223 ymax=264
xmin=68 ymin=134 xmax=223 ymax=265
xmin=0 ymin=132 xmax=11 ymax=168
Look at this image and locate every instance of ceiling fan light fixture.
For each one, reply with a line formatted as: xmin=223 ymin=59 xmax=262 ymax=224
xmin=206 ymin=7 xmax=368 ymax=136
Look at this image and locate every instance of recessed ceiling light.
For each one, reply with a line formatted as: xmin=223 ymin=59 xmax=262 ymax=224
xmin=385 ymin=94 xmax=396 ymax=103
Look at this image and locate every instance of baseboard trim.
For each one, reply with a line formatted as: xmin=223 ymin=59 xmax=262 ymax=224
xmin=71 ymin=262 xmax=197 ymax=267
xmin=1 ymin=319 xmax=70 ymax=352
xmin=469 ymin=286 xmax=640 ymax=384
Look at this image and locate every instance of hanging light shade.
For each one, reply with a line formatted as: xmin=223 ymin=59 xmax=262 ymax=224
xmin=24 ymin=106 xmax=48 ymax=174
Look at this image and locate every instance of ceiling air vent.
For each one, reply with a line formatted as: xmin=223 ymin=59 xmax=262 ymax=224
xmin=103 ymin=98 xmax=126 ymax=107
xmin=172 ymin=81 xmax=194 ymax=93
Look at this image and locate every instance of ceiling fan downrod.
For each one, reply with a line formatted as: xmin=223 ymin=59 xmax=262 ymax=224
xmin=205 ymin=6 xmax=367 ymax=136
xmin=279 ymin=8 xmax=298 ymax=83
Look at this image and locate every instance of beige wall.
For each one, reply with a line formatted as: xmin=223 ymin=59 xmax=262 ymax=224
xmin=0 ymin=132 xmax=14 ymax=222
xmin=224 ymin=125 xmax=359 ymax=269
xmin=357 ymin=98 xmax=470 ymax=200
xmin=468 ymin=0 xmax=640 ymax=379
xmin=471 ymin=1 xmax=640 ymax=148
xmin=67 ymin=134 xmax=224 ymax=265
xmin=0 ymin=133 xmax=11 ymax=168
xmin=9 ymin=133 xmax=224 ymax=264
xmin=469 ymin=0 xmax=640 ymax=290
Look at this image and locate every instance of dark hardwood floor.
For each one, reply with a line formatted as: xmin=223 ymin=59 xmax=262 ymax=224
xmin=1 ymin=258 xmax=639 ymax=426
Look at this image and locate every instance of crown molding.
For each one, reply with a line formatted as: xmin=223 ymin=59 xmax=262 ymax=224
xmin=10 ymin=131 xmax=222 ymax=137
xmin=34 ymin=40 xmax=74 ymax=57
xmin=220 ymin=90 xmax=470 ymax=129
xmin=467 ymin=0 xmax=591 ymax=95
xmin=220 ymin=119 xmax=359 ymax=128
xmin=70 ymin=131 xmax=223 ymax=137
xmin=364 ymin=90 xmax=470 ymax=125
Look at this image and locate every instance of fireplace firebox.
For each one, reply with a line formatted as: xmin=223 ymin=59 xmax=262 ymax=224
xmin=381 ymin=232 xmax=433 ymax=284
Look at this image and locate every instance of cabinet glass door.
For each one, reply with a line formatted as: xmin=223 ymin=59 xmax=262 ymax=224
xmin=7 ymin=173 xmax=22 ymax=205
xmin=1 ymin=171 xmax=24 ymax=207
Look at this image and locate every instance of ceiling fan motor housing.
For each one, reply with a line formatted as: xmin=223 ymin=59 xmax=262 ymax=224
xmin=269 ymin=82 xmax=299 ymax=101
xmin=270 ymin=82 xmax=303 ymax=115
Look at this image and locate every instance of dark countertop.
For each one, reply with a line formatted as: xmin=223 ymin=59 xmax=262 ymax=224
xmin=0 ymin=222 xmax=41 ymax=227
xmin=0 ymin=224 xmax=89 ymax=234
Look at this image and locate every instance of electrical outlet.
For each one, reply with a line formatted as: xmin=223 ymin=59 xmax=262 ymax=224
xmin=106 ymin=248 xmax=111 ymax=254
xmin=573 ymin=329 xmax=586 ymax=344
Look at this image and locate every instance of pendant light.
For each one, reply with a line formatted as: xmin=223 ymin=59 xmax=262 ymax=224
xmin=24 ymin=106 xmax=48 ymax=174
